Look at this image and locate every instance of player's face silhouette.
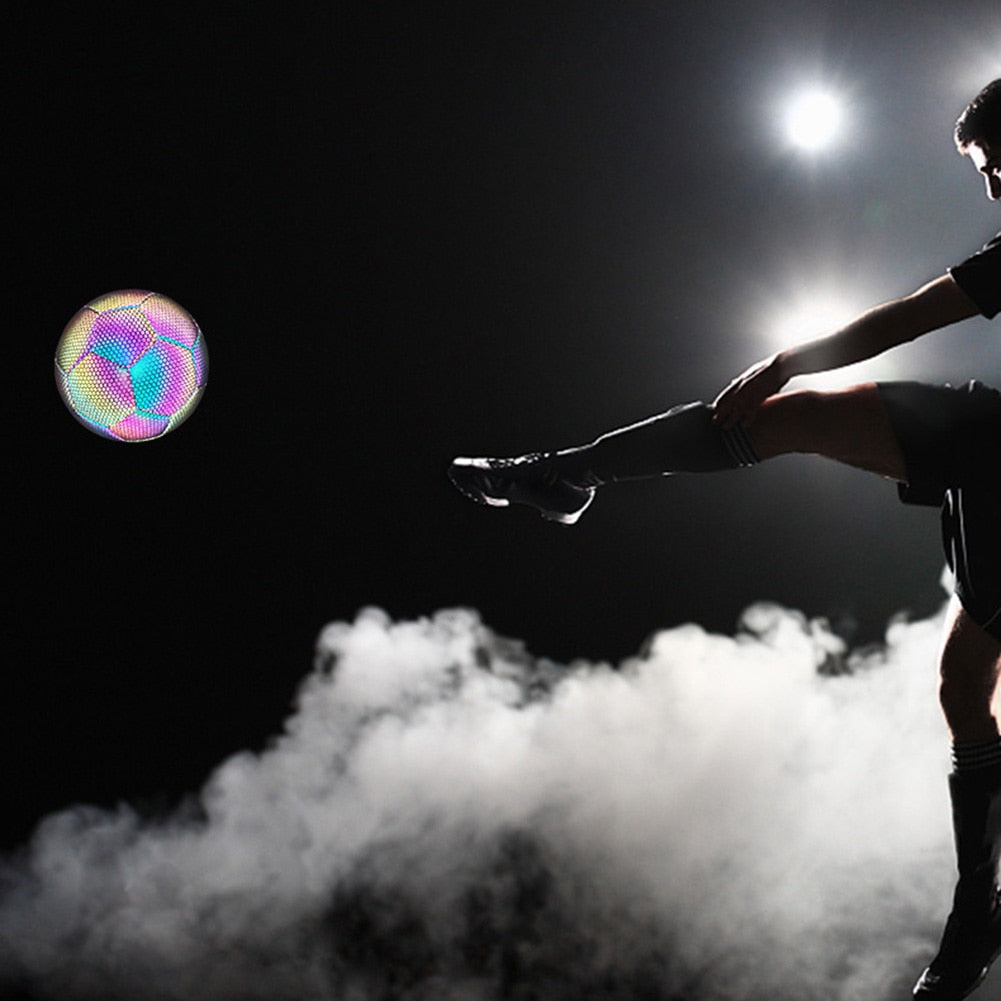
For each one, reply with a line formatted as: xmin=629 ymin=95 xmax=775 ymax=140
xmin=968 ymin=140 xmax=1001 ymax=201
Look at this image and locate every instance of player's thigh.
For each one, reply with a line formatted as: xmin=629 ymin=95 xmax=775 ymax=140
xmin=749 ymin=383 xmax=907 ymax=480
xmin=938 ymin=596 xmax=1001 ymax=741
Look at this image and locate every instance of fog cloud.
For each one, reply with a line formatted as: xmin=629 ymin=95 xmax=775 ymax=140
xmin=0 ymin=599 xmax=964 ymax=999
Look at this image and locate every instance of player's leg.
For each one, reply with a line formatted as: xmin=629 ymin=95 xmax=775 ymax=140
xmin=749 ymin=383 xmax=907 ymax=480
xmin=939 ymin=597 xmax=1001 ymax=745
xmin=914 ymin=599 xmax=1001 ymax=1000
xmin=448 ymin=397 xmax=758 ymax=523
xmin=448 ymin=382 xmax=905 ymax=523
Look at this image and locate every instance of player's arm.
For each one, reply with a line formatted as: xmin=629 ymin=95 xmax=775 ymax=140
xmin=712 ymin=273 xmax=979 ymax=427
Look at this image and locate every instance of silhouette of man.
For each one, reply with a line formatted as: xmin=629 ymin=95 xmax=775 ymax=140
xmin=449 ymin=80 xmax=1001 ymax=1001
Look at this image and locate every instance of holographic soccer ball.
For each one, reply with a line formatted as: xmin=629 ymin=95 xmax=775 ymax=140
xmin=55 ymin=290 xmax=208 ymax=442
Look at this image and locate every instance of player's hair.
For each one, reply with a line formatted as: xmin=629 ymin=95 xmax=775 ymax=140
xmin=955 ymin=79 xmax=1001 ymax=151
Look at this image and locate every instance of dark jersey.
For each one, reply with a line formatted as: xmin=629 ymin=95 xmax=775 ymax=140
xmin=949 ymin=232 xmax=1001 ymax=318
xmin=879 ymin=235 xmax=1001 ymax=636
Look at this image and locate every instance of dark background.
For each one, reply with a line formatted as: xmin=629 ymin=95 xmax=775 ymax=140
xmin=6 ymin=3 xmax=1000 ymax=849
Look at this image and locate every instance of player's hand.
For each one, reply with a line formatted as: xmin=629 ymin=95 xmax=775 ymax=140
xmin=711 ymin=354 xmax=789 ymax=429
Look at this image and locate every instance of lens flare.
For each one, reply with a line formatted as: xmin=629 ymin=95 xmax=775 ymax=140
xmin=785 ymin=90 xmax=843 ymax=151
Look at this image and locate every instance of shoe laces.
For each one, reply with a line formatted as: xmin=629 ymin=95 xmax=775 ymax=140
xmin=485 ymin=453 xmax=563 ymax=486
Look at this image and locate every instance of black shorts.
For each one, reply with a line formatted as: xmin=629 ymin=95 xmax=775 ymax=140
xmin=878 ymin=380 xmax=1001 ymax=638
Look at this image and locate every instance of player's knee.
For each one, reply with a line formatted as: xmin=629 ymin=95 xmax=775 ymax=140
xmin=782 ymin=389 xmax=828 ymax=424
xmin=755 ymin=389 xmax=828 ymax=456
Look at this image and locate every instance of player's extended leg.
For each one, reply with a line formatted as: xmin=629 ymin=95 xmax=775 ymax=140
xmin=914 ymin=599 xmax=1001 ymax=1001
xmin=750 ymin=383 xmax=907 ymax=480
xmin=448 ymin=382 xmax=906 ymax=523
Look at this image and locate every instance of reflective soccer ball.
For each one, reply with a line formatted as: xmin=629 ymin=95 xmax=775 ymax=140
xmin=55 ymin=290 xmax=208 ymax=442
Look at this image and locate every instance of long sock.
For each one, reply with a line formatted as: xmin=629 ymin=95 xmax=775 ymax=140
xmin=556 ymin=401 xmax=758 ymax=485
xmin=952 ymin=738 xmax=1001 ymax=772
xmin=944 ymin=751 xmax=1001 ymax=921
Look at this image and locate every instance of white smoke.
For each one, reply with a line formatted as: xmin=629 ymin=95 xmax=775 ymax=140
xmin=0 ymin=598 xmax=966 ymax=1000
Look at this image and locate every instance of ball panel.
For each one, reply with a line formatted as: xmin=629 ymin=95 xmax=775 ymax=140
xmin=109 ymin=412 xmax=171 ymax=442
xmin=164 ymin=384 xmax=207 ymax=433
xmin=131 ymin=340 xmax=196 ymax=414
xmin=86 ymin=289 xmax=155 ymax=312
xmin=141 ymin=293 xmax=202 ymax=349
xmin=192 ymin=332 xmax=209 ymax=387
xmin=55 ymin=308 xmax=99 ymax=374
xmin=66 ymin=353 xmax=135 ymax=426
xmin=89 ymin=308 xmax=156 ymax=367
xmin=64 ymin=409 xmax=122 ymax=442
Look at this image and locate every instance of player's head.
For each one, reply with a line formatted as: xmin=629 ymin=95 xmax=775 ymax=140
xmin=955 ymin=79 xmax=1001 ymax=152
xmin=955 ymin=80 xmax=1001 ymax=201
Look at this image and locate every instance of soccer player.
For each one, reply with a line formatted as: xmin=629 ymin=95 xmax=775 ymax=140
xmin=449 ymin=79 xmax=1001 ymax=1001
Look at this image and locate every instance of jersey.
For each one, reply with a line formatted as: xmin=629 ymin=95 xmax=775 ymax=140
xmin=949 ymin=231 xmax=1001 ymax=318
xmin=878 ymin=233 xmax=1001 ymax=637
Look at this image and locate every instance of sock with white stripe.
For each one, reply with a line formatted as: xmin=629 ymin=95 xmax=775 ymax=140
xmin=952 ymin=738 xmax=1001 ymax=773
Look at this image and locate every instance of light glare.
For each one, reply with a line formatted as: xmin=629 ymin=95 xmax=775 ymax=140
xmin=755 ymin=280 xmax=905 ymax=388
xmin=770 ymin=295 xmax=855 ymax=345
xmin=786 ymin=90 xmax=842 ymax=150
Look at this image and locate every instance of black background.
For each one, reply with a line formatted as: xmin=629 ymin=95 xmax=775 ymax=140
xmin=6 ymin=2 xmax=1000 ymax=849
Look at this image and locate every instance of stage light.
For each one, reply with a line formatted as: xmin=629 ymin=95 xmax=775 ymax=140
xmin=763 ymin=294 xmax=854 ymax=363
xmin=785 ymin=90 xmax=842 ymax=151
xmin=753 ymin=276 xmax=905 ymax=387
xmin=752 ymin=269 xmax=866 ymax=359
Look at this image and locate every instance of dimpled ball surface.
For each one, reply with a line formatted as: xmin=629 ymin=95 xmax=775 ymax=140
xmin=55 ymin=290 xmax=208 ymax=442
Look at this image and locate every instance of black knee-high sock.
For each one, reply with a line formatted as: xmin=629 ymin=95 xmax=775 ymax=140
xmin=953 ymin=738 xmax=1001 ymax=773
xmin=553 ymin=402 xmax=758 ymax=486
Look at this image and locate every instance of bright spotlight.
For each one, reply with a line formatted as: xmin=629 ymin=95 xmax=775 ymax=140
xmin=769 ymin=294 xmax=855 ymax=346
xmin=785 ymin=90 xmax=842 ymax=151
xmin=754 ymin=277 xmax=905 ymax=387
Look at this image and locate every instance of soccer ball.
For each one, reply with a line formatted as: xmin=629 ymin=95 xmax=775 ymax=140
xmin=55 ymin=290 xmax=208 ymax=442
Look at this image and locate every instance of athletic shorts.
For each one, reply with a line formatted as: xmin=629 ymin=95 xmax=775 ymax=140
xmin=878 ymin=380 xmax=1001 ymax=638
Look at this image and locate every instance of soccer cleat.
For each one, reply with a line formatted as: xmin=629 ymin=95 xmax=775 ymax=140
xmin=914 ymin=892 xmax=1001 ymax=1000
xmin=448 ymin=454 xmax=595 ymax=525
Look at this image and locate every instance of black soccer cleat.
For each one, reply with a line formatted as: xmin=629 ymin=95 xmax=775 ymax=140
xmin=914 ymin=892 xmax=1001 ymax=1001
xmin=448 ymin=453 xmax=595 ymax=525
